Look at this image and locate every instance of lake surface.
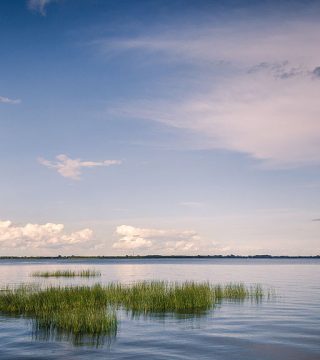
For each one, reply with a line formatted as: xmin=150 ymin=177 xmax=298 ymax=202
xmin=0 ymin=258 xmax=319 ymax=359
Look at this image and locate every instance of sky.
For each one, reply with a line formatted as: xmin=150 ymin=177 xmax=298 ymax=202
xmin=0 ymin=0 xmax=319 ymax=256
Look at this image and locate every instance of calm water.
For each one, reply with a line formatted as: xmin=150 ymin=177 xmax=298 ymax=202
xmin=0 ymin=258 xmax=319 ymax=360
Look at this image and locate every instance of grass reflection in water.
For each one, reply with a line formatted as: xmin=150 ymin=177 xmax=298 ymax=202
xmin=0 ymin=281 xmax=267 ymax=346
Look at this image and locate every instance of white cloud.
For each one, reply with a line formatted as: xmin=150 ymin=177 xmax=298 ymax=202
xmin=114 ymin=69 xmax=320 ymax=168
xmin=0 ymin=96 xmax=20 ymax=104
xmin=0 ymin=220 xmax=93 ymax=249
xmin=38 ymin=154 xmax=122 ymax=180
xmin=112 ymin=225 xmax=200 ymax=253
xmin=103 ymin=18 xmax=320 ymax=168
xmin=27 ymin=0 xmax=55 ymax=15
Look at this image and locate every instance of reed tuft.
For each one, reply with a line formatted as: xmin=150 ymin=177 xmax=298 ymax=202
xmin=31 ymin=269 xmax=101 ymax=278
xmin=0 ymin=281 xmax=267 ymax=344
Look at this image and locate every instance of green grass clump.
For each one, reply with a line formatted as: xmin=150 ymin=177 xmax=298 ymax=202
xmin=32 ymin=269 xmax=101 ymax=278
xmin=0 ymin=281 xmax=266 ymax=345
xmin=106 ymin=282 xmax=265 ymax=314
xmin=108 ymin=281 xmax=214 ymax=314
xmin=0 ymin=285 xmax=116 ymax=345
xmin=212 ymin=283 xmax=264 ymax=302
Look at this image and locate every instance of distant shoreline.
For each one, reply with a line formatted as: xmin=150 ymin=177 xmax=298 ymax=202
xmin=0 ymin=255 xmax=319 ymax=260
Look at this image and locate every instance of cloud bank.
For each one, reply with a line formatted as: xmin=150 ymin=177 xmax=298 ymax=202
xmin=38 ymin=154 xmax=122 ymax=180
xmin=113 ymin=225 xmax=200 ymax=253
xmin=0 ymin=220 xmax=93 ymax=249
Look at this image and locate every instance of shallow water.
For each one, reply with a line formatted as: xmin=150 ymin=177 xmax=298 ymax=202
xmin=0 ymin=258 xmax=319 ymax=359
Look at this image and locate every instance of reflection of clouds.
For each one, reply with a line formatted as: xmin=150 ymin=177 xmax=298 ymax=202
xmin=1 ymin=260 xmax=319 ymax=304
xmin=111 ymin=262 xmax=207 ymax=283
xmin=0 ymin=263 xmax=102 ymax=288
xmin=112 ymin=264 xmax=157 ymax=283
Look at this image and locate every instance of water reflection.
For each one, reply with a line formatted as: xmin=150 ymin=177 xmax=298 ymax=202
xmin=0 ymin=259 xmax=319 ymax=359
xmin=31 ymin=319 xmax=117 ymax=348
xmin=125 ymin=308 xmax=211 ymax=322
xmin=0 ymin=280 xmax=269 ymax=348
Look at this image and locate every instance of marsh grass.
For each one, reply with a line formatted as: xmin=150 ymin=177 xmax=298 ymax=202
xmin=0 ymin=284 xmax=117 ymax=346
xmin=212 ymin=283 xmax=264 ymax=302
xmin=0 ymin=281 xmax=267 ymax=345
xmin=31 ymin=269 xmax=101 ymax=278
xmin=110 ymin=281 xmax=214 ymax=314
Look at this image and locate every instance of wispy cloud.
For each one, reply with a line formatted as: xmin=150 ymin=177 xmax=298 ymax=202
xmin=112 ymin=225 xmax=200 ymax=253
xmin=0 ymin=96 xmax=20 ymax=104
xmin=0 ymin=220 xmax=93 ymax=249
xmin=102 ymin=20 xmax=320 ymax=67
xmin=102 ymin=18 xmax=320 ymax=168
xmin=38 ymin=154 xmax=122 ymax=180
xmin=27 ymin=0 xmax=56 ymax=15
xmin=111 ymin=69 xmax=320 ymax=168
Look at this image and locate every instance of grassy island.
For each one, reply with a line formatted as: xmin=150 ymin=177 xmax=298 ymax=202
xmin=0 ymin=281 xmax=266 ymax=345
xmin=31 ymin=269 xmax=101 ymax=277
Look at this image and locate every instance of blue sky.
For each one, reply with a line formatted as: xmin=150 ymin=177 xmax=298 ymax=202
xmin=0 ymin=0 xmax=319 ymax=256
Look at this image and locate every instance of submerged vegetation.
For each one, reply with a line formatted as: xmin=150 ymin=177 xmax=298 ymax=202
xmin=0 ymin=281 xmax=267 ymax=345
xmin=31 ymin=269 xmax=101 ymax=277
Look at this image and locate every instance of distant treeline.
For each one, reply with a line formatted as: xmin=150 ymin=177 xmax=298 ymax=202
xmin=0 ymin=255 xmax=319 ymax=260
